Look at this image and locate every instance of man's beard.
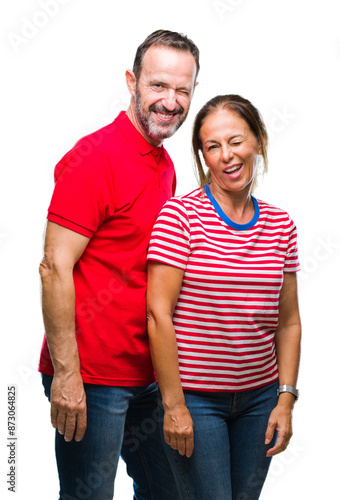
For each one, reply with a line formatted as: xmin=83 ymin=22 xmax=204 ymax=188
xmin=135 ymin=87 xmax=188 ymax=141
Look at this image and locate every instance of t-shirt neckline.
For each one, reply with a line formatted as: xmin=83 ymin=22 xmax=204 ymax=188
xmin=205 ymin=184 xmax=260 ymax=230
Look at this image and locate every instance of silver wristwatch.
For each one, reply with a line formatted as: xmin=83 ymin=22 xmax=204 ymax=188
xmin=277 ymin=385 xmax=299 ymax=400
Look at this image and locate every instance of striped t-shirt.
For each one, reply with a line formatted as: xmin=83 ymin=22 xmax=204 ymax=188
xmin=147 ymin=185 xmax=300 ymax=392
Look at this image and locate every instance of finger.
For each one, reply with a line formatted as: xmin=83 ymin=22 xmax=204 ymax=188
xmin=50 ymin=404 xmax=58 ymax=429
xmin=168 ymin=435 xmax=179 ymax=451
xmin=75 ymin=410 xmax=87 ymax=442
xmin=56 ymin=409 xmax=67 ymax=436
xmin=266 ymin=433 xmax=286 ymax=457
xmin=267 ymin=442 xmax=283 ymax=457
xmin=185 ymin=435 xmax=194 ymax=458
xmin=164 ymin=431 xmax=171 ymax=446
xmin=177 ymin=437 xmax=186 ymax=456
xmin=265 ymin=421 xmax=276 ymax=445
xmin=269 ymin=424 xmax=292 ymax=456
xmin=64 ymin=413 xmax=77 ymax=442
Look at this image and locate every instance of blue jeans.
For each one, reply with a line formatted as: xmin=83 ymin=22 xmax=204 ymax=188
xmin=159 ymin=381 xmax=279 ymax=500
xmin=42 ymin=374 xmax=179 ymax=500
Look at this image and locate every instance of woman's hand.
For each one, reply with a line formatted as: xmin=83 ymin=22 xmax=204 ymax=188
xmin=265 ymin=394 xmax=295 ymax=457
xmin=163 ymin=404 xmax=194 ymax=458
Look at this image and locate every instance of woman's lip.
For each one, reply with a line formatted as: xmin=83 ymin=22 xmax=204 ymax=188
xmin=224 ymin=164 xmax=243 ymax=178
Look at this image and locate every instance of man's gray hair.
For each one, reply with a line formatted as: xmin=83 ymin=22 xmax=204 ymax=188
xmin=132 ymin=29 xmax=200 ymax=81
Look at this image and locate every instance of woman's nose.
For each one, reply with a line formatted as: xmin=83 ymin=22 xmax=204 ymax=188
xmin=221 ymin=145 xmax=233 ymax=162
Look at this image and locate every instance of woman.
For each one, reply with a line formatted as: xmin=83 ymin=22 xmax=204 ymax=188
xmin=146 ymin=95 xmax=301 ymax=499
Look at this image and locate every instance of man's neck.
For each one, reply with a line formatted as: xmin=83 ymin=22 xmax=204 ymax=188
xmin=126 ymin=103 xmax=162 ymax=147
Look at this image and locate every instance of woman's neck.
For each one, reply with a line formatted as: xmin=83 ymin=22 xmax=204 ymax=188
xmin=209 ymin=182 xmax=254 ymax=225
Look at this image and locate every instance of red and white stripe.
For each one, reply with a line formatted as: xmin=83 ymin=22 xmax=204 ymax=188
xmin=147 ymin=187 xmax=300 ymax=392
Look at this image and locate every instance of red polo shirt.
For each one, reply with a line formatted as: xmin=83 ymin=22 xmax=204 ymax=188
xmin=38 ymin=111 xmax=176 ymax=386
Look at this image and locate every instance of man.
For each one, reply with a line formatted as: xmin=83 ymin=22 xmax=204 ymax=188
xmin=38 ymin=30 xmax=199 ymax=500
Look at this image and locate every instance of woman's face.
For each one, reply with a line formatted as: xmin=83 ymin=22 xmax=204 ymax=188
xmin=200 ymin=108 xmax=261 ymax=195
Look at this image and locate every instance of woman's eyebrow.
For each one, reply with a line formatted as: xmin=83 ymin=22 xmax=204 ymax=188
xmin=204 ymin=134 xmax=244 ymax=144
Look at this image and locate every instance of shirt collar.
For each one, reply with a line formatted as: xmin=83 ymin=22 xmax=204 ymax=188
xmin=115 ymin=111 xmax=162 ymax=156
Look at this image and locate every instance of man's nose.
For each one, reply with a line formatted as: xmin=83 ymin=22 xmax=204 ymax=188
xmin=161 ymin=89 xmax=177 ymax=111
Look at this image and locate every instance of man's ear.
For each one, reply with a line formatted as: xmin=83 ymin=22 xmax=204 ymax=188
xmin=125 ymin=69 xmax=137 ymax=98
xmin=191 ymin=80 xmax=199 ymax=96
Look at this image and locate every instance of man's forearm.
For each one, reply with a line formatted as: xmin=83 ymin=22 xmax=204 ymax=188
xmin=40 ymin=262 xmax=81 ymax=375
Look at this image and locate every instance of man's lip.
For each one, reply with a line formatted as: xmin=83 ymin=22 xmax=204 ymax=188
xmin=152 ymin=110 xmax=177 ymax=123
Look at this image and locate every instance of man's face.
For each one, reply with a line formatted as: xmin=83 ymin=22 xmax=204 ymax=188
xmin=134 ymin=46 xmax=197 ymax=143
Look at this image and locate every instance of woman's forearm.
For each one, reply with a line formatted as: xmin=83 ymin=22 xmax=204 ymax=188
xmin=275 ymin=322 xmax=301 ymax=407
xmin=275 ymin=323 xmax=301 ymax=386
xmin=147 ymin=312 xmax=185 ymax=409
xmin=147 ymin=308 xmax=195 ymax=457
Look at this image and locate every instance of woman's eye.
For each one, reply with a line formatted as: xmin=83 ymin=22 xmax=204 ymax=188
xmin=207 ymin=145 xmax=218 ymax=151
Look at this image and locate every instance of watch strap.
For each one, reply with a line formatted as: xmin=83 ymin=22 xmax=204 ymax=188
xmin=277 ymin=384 xmax=299 ymax=400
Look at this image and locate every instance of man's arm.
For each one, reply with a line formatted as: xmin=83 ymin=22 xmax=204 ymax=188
xmin=39 ymin=221 xmax=90 ymax=442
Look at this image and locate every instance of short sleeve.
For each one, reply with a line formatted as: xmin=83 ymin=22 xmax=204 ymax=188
xmin=47 ymin=144 xmax=115 ymax=238
xmin=283 ymin=219 xmax=300 ymax=272
xmin=147 ymin=198 xmax=191 ymax=270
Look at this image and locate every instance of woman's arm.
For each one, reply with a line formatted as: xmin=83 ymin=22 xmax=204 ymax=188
xmin=265 ymin=272 xmax=301 ymax=457
xmin=147 ymin=261 xmax=194 ymax=458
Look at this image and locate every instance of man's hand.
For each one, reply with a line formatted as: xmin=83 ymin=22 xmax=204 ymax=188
xmin=50 ymin=372 xmax=87 ymax=442
xmin=163 ymin=404 xmax=194 ymax=458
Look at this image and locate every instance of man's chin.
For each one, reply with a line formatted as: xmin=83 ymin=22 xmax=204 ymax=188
xmin=146 ymin=121 xmax=181 ymax=141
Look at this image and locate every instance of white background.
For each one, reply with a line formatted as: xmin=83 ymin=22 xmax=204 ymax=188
xmin=1 ymin=0 xmax=340 ymax=498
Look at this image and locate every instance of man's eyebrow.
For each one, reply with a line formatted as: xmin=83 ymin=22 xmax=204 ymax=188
xmin=149 ymin=80 xmax=167 ymax=86
xmin=176 ymin=85 xmax=191 ymax=92
xmin=149 ymin=80 xmax=191 ymax=92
